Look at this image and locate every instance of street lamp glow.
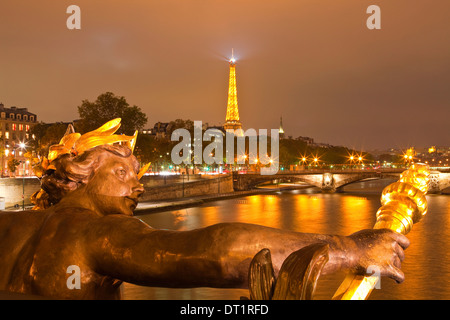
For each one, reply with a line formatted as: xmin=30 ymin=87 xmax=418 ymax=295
xmin=347 ymin=153 xmax=357 ymax=164
xmin=299 ymin=155 xmax=308 ymax=164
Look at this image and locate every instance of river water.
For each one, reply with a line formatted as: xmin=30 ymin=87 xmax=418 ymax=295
xmin=122 ymin=178 xmax=450 ymax=300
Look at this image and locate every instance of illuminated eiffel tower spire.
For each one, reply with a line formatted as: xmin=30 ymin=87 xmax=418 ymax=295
xmin=224 ymin=49 xmax=243 ymax=134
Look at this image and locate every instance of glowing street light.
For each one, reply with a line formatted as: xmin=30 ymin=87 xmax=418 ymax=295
xmin=312 ymin=157 xmax=319 ymax=167
xmin=402 ymin=147 xmax=416 ymax=165
xmin=299 ymin=155 xmax=308 ymax=168
xmin=346 ymin=153 xmax=358 ymax=167
xmin=309 ymin=154 xmax=321 ymax=167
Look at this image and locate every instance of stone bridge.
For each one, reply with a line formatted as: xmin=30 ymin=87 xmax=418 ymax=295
xmin=233 ymin=169 xmax=450 ymax=194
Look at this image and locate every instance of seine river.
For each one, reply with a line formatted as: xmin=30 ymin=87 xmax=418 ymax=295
xmin=122 ymin=179 xmax=450 ymax=300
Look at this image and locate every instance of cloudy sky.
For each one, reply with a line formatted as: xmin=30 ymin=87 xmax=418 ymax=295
xmin=1 ymin=0 xmax=449 ymax=150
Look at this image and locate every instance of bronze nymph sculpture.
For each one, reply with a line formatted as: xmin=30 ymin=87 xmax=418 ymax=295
xmin=0 ymin=119 xmax=410 ymax=299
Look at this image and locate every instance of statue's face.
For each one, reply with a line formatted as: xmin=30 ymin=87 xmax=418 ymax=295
xmin=84 ymin=153 xmax=144 ymax=216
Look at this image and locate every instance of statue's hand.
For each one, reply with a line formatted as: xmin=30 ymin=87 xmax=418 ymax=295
xmin=348 ymin=229 xmax=410 ymax=283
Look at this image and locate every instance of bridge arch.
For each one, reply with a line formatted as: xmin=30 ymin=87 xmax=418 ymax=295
xmin=251 ymin=175 xmax=323 ymax=189
xmin=233 ymin=170 xmax=404 ymax=192
xmin=234 ymin=174 xmax=323 ymax=191
xmin=233 ymin=170 xmax=449 ymax=193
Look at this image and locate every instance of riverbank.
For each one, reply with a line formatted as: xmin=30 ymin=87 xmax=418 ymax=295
xmin=134 ymin=184 xmax=312 ymax=215
xmin=0 ymin=185 xmax=313 ymax=213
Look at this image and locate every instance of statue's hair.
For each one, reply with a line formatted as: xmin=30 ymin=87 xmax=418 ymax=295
xmin=32 ymin=144 xmax=138 ymax=209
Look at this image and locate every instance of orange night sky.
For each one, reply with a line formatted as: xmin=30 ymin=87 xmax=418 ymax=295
xmin=1 ymin=0 xmax=449 ymax=150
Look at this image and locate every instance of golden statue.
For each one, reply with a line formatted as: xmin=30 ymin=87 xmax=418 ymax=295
xmin=0 ymin=119 xmax=411 ymax=299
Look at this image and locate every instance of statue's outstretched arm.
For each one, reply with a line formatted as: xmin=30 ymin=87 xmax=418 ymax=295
xmin=86 ymin=215 xmax=408 ymax=288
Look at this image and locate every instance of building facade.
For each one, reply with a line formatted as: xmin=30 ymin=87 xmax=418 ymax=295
xmin=0 ymin=103 xmax=38 ymax=177
xmin=141 ymin=122 xmax=172 ymax=140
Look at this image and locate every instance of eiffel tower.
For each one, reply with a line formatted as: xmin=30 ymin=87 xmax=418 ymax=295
xmin=223 ymin=49 xmax=243 ymax=135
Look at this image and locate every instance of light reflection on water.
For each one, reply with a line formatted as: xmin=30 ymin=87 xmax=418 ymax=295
xmin=122 ymin=179 xmax=450 ymax=300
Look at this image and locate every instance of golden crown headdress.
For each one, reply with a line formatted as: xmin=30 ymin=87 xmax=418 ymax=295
xmin=39 ymin=118 xmax=150 ymax=179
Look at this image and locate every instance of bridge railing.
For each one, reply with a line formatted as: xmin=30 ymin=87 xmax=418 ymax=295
xmin=234 ymin=167 xmax=408 ymax=175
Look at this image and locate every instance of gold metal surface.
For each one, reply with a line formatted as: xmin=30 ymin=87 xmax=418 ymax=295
xmin=47 ymin=118 xmax=136 ymax=161
xmin=332 ymin=163 xmax=430 ymax=300
xmin=137 ymin=162 xmax=151 ymax=180
xmin=43 ymin=119 xmax=147 ymax=175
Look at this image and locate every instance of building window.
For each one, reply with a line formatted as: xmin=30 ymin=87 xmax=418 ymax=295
xmin=17 ymin=114 xmax=21 ymax=120
xmin=9 ymin=113 xmax=14 ymax=119
xmin=19 ymin=124 xmax=23 ymax=131
xmin=12 ymin=123 xmax=16 ymax=131
xmin=26 ymin=125 xmax=30 ymax=132
xmin=24 ymin=115 xmax=28 ymax=121
xmin=5 ymin=132 xmax=9 ymax=139
xmin=1 ymin=112 xmax=5 ymax=119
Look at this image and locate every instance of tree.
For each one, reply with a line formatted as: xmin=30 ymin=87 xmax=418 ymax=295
xmin=77 ymin=92 xmax=147 ymax=135
xmin=277 ymin=138 xmax=374 ymax=168
xmin=134 ymin=134 xmax=158 ymax=165
xmin=30 ymin=122 xmax=70 ymax=158
xmin=377 ymin=154 xmax=400 ymax=164
xmin=7 ymin=157 xmax=20 ymax=175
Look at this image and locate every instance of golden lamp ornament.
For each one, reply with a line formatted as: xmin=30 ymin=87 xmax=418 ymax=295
xmin=333 ymin=163 xmax=430 ymax=300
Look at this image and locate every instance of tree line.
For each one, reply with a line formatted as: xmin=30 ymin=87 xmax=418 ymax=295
xmin=28 ymin=92 xmax=392 ymax=173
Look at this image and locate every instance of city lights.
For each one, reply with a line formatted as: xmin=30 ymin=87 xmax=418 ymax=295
xmin=0 ymin=1 xmax=448 ymax=304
